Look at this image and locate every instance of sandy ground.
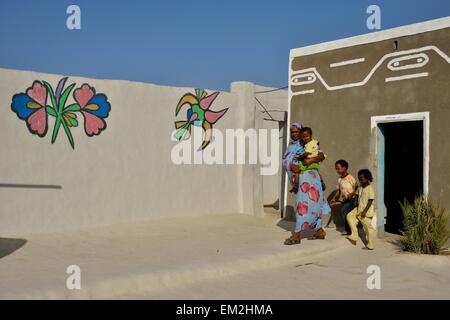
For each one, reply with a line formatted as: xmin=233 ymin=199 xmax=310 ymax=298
xmin=1 ymin=212 xmax=449 ymax=299
xmin=123 ymin=235 xmax=450 ymax=300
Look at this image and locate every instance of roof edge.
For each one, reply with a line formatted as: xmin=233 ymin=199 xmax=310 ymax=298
xmin=290 ymin=16 xmax=450 ymax=58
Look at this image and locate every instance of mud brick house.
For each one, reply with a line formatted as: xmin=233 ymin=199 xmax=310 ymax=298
xmin=286 ymin=17 xmax=450 ymax=235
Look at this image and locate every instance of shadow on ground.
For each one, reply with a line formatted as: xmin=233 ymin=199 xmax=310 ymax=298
xmin=0 ymin=238 xmax=27 ymax=259
xmin=386 ymin=237 xmax=403 ymax=248
xmin=276 ymin=217 xmax=321 ymax=239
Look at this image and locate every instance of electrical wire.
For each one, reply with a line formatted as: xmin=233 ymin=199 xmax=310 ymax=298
xmin=254 ymin=97 xmax=275 ymax=121
xmin=255 ymin=86 xmax=288 ymax=94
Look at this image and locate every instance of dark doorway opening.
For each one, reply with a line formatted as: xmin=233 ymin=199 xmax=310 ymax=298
xmin=383 ymin=121 xmax=423 ymax=234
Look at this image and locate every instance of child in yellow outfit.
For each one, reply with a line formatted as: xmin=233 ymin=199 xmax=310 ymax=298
xmin=300 ymin=127 xmax=321 ymax=171
xmin=291 ymin=127 xmax=323 ymax=193
xmin=346 ymin=169 xmax=376 ymax=250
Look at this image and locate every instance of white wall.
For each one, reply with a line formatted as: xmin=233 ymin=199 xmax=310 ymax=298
xmin=254 ymin=85 xmax=288 ymax=208
xmin=0 ymin=68 xmax=286 ymax=235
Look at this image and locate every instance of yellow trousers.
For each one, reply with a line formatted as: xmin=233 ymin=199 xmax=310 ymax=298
xmin=346 ymin=208 xmax=375 ymax=249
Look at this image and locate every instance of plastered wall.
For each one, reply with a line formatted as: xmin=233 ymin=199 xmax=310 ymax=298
xmin=0 ymin=68 xmax=286 ymax=235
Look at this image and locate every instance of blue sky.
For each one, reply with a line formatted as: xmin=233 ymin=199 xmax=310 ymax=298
xmin=0 ymin=0 xmax=449 ymax=90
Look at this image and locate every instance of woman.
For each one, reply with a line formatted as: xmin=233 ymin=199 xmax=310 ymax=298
xmin=282 ymin=123 xmax=303 ymax=188
xmin=283 ymin=123 xmax=330 ymax=245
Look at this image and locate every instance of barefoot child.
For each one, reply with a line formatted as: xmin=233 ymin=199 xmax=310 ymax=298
xmin=346 ymin=169 xmax=376 ymax=250
xmin=327 ymin=160 xmax=357 ymax=235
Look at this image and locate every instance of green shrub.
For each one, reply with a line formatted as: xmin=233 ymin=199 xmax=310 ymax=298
xmin=400 ymin=195 xmax=450 ymax=255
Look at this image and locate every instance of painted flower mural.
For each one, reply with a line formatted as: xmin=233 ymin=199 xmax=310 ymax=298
xmin=11 ymin=81 xmax=49 ymax=137
xmin=74 ymin=84 xmax=111 ymax=137
xmin=11 ymin=77 xmax=111 ymax=149
xmin=174 ymin=89 xmax=228 ymax=150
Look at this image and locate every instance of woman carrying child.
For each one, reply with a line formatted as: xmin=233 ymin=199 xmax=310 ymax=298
xmin=283 ymin=124 xmax=330 ymax=245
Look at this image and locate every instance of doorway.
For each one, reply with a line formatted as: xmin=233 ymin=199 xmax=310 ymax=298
xmin=371 ymin=112 xmax=429 ymax=235
xmin=383 ymin=121 xmax=423 ymax=233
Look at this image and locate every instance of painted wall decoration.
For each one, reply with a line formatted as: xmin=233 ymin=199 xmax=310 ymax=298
xmin=174 ymin=89 xmax=228 ymax=150
xmin=290 ymin=45 xmax=450 ymax=95
xmin=11 ymin=77 xmax=111 ymax=149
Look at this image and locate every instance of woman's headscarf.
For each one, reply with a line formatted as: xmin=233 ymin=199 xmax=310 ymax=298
xmin=289 ymin=122 xmax=303 ymax=142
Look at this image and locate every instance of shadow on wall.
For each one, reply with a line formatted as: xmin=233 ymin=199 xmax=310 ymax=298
xmin=264 ymin=199 xmax=280 ymax=210
xmin=0 ymin=183 xmax=62 ymax=190
xmin=0 ymin=238 xmax=27 ymax=259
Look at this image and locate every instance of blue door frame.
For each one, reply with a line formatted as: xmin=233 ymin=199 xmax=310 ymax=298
xmin=372 ymin=112 xmax=429 ymax=237
xmin=376 ymin=124 xmax=387 ymax=236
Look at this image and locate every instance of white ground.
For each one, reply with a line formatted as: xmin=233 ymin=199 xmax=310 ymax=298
xmin=1 ymin=213 xmax=449 ymax=299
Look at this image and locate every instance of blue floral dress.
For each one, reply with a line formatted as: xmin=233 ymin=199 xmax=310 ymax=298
xmin=282 ymin=139 xmax=304 ymax=185
xmin=282 ymin=123 xmax=331 ymax=233
xmin=294 ymin=169 xmax=331 ymax=232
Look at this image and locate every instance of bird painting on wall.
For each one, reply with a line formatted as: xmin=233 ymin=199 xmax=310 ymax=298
xmin=174 ymin=88 xmax=229 ymax=150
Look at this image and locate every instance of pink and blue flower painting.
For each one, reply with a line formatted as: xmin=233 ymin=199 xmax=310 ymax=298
xmin=11 ymin=77 xmax=111 ymax=149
